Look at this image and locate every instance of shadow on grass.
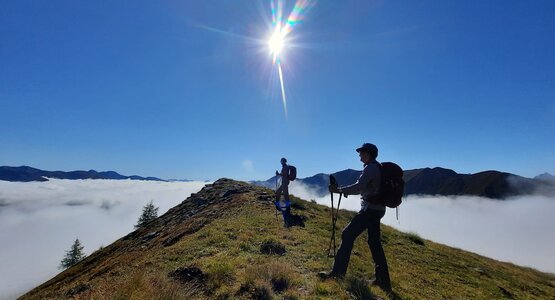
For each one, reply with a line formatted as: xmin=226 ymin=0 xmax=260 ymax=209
xmin=346 ymin=277 xmax=403 ymax=300
xmin=288 ymin=213 xmax=306 ymax=227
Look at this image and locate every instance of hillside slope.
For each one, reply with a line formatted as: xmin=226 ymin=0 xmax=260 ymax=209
xmin=21 ymin=179 xmax=555 ymax=299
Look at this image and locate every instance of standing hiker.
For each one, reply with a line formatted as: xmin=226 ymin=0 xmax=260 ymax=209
xmin=275 ymin=157 xmax=294 ymax=227
xmin=319 ymin=143 xmax=392 ymax=292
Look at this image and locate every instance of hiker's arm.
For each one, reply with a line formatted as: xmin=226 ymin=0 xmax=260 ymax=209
xmin=339 ymin=168 xmax=372 ymax=195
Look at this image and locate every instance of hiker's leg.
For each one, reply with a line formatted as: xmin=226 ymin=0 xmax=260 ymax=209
xmin=275 ymin=184 xmax=284 ymax=202
xmin=279 ymin=202 xmax=287 ymax=221
xmin=332 ymin=212 xmax=369 ymax=276
xmin=283 ymin=184 xmax=291 ymax=225
xmin=281 ymin=204 xmax=290 ymax=226
xmin=285 ymin=204 xmax=291 ymax=225
xmin=367 ymin=209 xmax=391 ymax=288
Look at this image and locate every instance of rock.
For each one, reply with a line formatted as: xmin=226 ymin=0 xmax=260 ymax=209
xmin=163 ymin=232 xmax=186 ymax=247
xmin=142 ymin=231 xmax=159 ymax=242
xmin=192 ymin=198 xmax=207 ymax=206
xmin=220 ymin=189 xmax=239 ymax=198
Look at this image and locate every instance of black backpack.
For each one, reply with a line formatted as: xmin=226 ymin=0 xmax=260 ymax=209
xmin=288 ymin=165 xmax=297 ymax=181
xmin=370 ymin=162 xmax=404 ymax=208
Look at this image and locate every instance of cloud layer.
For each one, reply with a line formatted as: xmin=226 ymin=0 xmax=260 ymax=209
xmin=0 ymin=179 xmax=206 ymax=300
xmin=287 ymin=181 xmax=555 ymax=273
xmin=2 ymin=179 xmax=554 ymax=299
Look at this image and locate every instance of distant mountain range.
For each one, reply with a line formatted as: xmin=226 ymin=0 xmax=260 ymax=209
xmin=3 ymin=165 xmax=554 ymax=199
xmin=0 ymin=166 xmax=165 ymax=182
xmin=252 ymin=167 xmax=555 ymax=199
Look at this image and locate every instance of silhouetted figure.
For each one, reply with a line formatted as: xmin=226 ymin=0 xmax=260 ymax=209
xmin=319 ymin=143 xmax=392 ymax=292
xmin=275 ymin=157 xmax=291 ymax=227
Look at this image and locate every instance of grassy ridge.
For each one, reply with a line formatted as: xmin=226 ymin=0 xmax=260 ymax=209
xmin=20 ymin=179 xmax=555 ymax=299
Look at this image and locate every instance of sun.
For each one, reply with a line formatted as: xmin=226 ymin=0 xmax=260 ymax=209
xmin=268 ymin=28 xmax=285 ymax=57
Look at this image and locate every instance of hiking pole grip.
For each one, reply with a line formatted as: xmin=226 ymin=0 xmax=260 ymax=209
xmin=329 ymin=174 xmax=347 ymax=197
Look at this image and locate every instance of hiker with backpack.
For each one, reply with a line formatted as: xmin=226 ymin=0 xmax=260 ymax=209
xmin=275 ymin=157 xmax=297 ymax=227
xmin=319 ymin=143 xmax=400 ymax=292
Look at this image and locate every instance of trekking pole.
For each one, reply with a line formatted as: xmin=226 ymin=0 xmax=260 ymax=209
xmin=275 ymin=174 xmax=278 ymax=221
xmin=327 ymin=188 xmax=335 ymax=257
xmin=335 ymin=192 xmax=343 ymax=232
xmin=327 ymin=174 xmax=346 ymax=257
xmin=330 ymin=193 xmax=343 ymax=257
xmin=327 ymin=175 xmax=338 ymax=257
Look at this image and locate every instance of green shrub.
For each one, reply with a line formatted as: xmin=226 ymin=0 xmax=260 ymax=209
xmin=406 ymin=232 xmax=425 ymax=246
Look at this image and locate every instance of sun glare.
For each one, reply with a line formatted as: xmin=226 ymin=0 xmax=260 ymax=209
xmin=265 ymin=0 xmax=313 ymax=118
xmin=268 ymin=29 xmax=284 ymax=57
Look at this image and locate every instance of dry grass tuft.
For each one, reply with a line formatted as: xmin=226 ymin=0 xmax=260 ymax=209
xmin=240 ymin=261 xmax=297 ymax=297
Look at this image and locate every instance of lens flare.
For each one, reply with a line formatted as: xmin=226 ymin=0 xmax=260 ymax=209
xmin=197 ymin=1 xmax=314 ymax=119
xmin=268 ymin=0 xmax=314 ymax=118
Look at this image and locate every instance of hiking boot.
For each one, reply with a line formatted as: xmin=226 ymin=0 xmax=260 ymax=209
xmin=317 ymin=271 xmax=343 ymax=280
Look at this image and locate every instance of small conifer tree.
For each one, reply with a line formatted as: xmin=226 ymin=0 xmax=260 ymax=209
xmin=59 ymin=238 xmax=86 ymax=269
xmin=135 ymin=200 xmax=159 ymax=229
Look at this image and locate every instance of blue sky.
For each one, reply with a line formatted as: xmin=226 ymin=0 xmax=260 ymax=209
xmin=1 ymin=0 xmax=554 ymax=181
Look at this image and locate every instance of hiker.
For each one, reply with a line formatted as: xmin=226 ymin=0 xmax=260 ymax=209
xmin=319 ymin=143 xmax=392 ymax=292
xmin=275 ymin=157 xmax=292 ymax=227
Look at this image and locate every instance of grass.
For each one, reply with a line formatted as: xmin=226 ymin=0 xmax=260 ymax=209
xmin=405 ymin=232 xmax=425 ymax=246
xmin=346 ymin=277 xmax=376 ymax=300
xmin=206 ymin=259 xmax=234 ymax=289
xmin=94 ymin=269 xmax=204 ymax=300
xmin=20 ymin=179 xmax=555 ymax=300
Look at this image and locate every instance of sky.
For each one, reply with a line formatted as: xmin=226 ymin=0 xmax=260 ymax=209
xmin=1 ymin=0 xmax=554 ymax=181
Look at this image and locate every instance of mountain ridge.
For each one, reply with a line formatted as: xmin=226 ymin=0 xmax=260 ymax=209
xmin=0 ymin=166 xmax=165 ymax=182
xmin=20 ymin=178 xmax=555 ymax=299
xmin=252 ymin=166 xmax=554 ymax=199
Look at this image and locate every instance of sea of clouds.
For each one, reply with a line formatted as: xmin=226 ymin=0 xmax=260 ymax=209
xmin=2 ymin=178 xmax=555 ymax=299
xmin=287 ymin=181 xmax=555 ymax=274
xmin=0 ymin=179 xmax=206 ymax=300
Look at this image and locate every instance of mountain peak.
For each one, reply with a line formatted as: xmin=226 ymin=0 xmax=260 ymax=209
xmin=535 ymin=172 xmax=555 ymax=182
